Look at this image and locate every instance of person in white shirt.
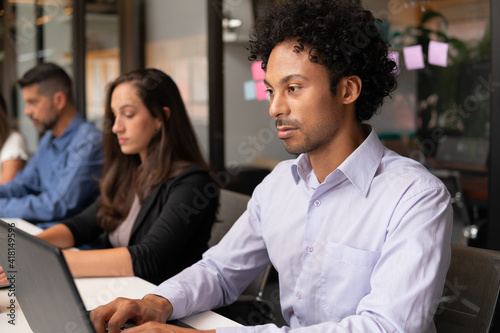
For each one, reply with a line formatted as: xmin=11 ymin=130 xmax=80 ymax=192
xmin=0 ymin=93 xmax=29 ymax=184
xmin=90 ymin=0 xmax=453 ymax=332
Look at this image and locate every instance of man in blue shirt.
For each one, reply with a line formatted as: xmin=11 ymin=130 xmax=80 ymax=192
xmin=91 ymin=1 xmax=452 ymax=332
xmin=0 ymin=63 xmax=103 ymax=222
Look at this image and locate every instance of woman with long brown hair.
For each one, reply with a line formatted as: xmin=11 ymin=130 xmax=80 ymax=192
xmin=25 ymin=68 xmax=218 ymax=284
xmin=0 ymin=93 xmax=29 ymax=184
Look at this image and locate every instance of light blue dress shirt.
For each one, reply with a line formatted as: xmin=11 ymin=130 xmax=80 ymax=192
xmin=153 ymin=127 xmax=453 ymax=332
xmin=0 ymin=115 xmax=104 ymax=222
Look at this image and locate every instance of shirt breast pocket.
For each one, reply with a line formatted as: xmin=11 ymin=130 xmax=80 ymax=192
xmin=320 ymin=242 xmax=381 ymax=320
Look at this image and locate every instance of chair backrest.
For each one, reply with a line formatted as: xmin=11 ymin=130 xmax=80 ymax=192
xmin=209 ymin=189 xmax=271 ymax=301
xmin=434 ymin=244 xmax=500 ymax=333
xmin=209 ymin=189 xmax=251 ymax=247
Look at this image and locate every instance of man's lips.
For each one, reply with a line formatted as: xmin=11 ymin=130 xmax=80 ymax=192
xmin=277 ymin=127 xmax=297 ymax=139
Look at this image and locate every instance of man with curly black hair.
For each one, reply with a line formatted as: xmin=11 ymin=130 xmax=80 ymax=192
xmin=91 ymin=1 xmax=452 ymax=332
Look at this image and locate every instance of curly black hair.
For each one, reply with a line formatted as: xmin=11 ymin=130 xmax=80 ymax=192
xmin=249 ymin=0 xmax=397 ymax=121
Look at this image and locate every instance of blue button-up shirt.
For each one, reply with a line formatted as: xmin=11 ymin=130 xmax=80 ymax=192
xmin=0 ymin=115 xmax=104 ymax=222
xmin=153 ymin=128 xmax=452 ymax=333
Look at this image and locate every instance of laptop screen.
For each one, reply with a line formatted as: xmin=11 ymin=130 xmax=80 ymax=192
xmin=0 ymin=219 xmax=96 ymax=333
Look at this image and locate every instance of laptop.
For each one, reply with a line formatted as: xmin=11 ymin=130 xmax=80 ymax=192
xmin=0 ymin=219 xmax=191 ymax=332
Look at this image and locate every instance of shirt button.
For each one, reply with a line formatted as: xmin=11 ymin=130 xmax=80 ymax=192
xmin=296 ymin=291 xmax=302 ymax=299
xmin=307 ymin=245 xmax=313 ymax=252
xmin=314 ymin=200 xmax=321 ymax=207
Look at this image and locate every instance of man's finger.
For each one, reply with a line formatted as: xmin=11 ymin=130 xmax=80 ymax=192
xmin=91 ymin=297 xmax=140 ymax=333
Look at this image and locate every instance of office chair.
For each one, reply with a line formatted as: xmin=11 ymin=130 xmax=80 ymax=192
xmin=210 ymin=189 xmax=275 ymax=324
xmin=434 ymin=244 xmax=500 ymax=333
xmin=430 ymin=169 xmax=471 ymax=226
xmin=209 ymin=189 xmax=252 ymax=247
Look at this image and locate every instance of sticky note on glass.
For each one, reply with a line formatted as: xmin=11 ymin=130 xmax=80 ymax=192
xmin=252 ymin=61 xmax=266 ymax=81
xmin=243 ymin=80 xmax=257 ymax=101
xmin=403 ymin=45 xmax=425 ymax=70
xmin=428 ymin=40 xmax=449 ymax=67
xmin=388 ymin=51 xmax=400 ymax=74
xmin=255 ymin=80 xmax=268 ymax=101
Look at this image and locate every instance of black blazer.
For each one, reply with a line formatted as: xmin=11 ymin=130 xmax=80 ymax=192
xmin=64 ymin=166 xmax=218 ymax=285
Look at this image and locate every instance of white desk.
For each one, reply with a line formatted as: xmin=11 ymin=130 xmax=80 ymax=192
xmin=0 ymin=218 xmax=241 ymax=331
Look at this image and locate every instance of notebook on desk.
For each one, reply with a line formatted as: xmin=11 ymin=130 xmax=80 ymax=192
xmin=0 ymin=219 xmax=191 ymax=332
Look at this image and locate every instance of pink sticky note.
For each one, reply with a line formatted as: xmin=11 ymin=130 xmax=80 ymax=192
xmin=252 ymin=61 xmax=266 ymax=81
xmin=255 ymin=80 xmax=268 ymax=101
xmin=388 ymin=51 xmax=400 ymax=74
xmin=403 ymin=45 xmax=425 ymax=70
xmin=428 ymin=40 xmax=449 ymax=67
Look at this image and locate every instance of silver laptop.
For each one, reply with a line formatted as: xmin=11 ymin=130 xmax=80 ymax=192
xmin=0 ymin=219 xmax=191 ymax=332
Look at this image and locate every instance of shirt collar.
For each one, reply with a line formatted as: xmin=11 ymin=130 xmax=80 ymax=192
xmin=291 ymin=153 xmax=310 ymax=184
xmin=291 ymin=125 xmax=384 ymax=196
xmin=49 ymin=114 xmax=84 ymax=151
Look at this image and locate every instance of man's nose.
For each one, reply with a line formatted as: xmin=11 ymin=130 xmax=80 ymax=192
xmin=24 ymin=106 xmax=31 ymax=117
xmin=269 ymin=91 xmax=289 ymax=119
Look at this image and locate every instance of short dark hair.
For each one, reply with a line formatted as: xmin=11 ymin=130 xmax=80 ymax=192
xmin=18 ymin=62 xmax=74 ymax=104
xmin=249 ymin=0 xmax=397 ymax=121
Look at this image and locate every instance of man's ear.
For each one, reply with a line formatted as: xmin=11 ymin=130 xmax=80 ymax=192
xmin=52 ymin=91 xmax=67 ymax=112
xmin=341 ymin=76 xmax=362 ymax=105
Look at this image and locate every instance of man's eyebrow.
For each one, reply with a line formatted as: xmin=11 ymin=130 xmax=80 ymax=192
xmin=264 ymin=74 xmax=309 ymax=87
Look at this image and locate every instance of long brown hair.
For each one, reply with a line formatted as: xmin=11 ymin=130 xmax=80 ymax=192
xmin=97 ymin=68 xmax=210 ymax=232
xmin=0 ymin=93 xmax=12 ymax=148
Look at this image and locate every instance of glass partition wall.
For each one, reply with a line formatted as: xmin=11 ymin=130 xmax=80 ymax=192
xmin=2 ymin=0 xmax=74 ymax=153
xmin=362 ymin=0 xmax=491 ymax=247
xmin=1 ymin=0 xmax=119 ymax=148
xmin=364 ymin=0 xmax=490 ymax=156
xmin=84 ymin=0 xmax=119 ymax=128
xmin=1 ymin=0 xmax=208 ymax=163
xmin=144 ymin=0 xmax=209 ymax=160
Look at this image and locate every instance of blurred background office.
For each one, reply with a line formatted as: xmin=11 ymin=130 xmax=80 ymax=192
xmin=0 ymin=0 xmax=497 ymax=249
